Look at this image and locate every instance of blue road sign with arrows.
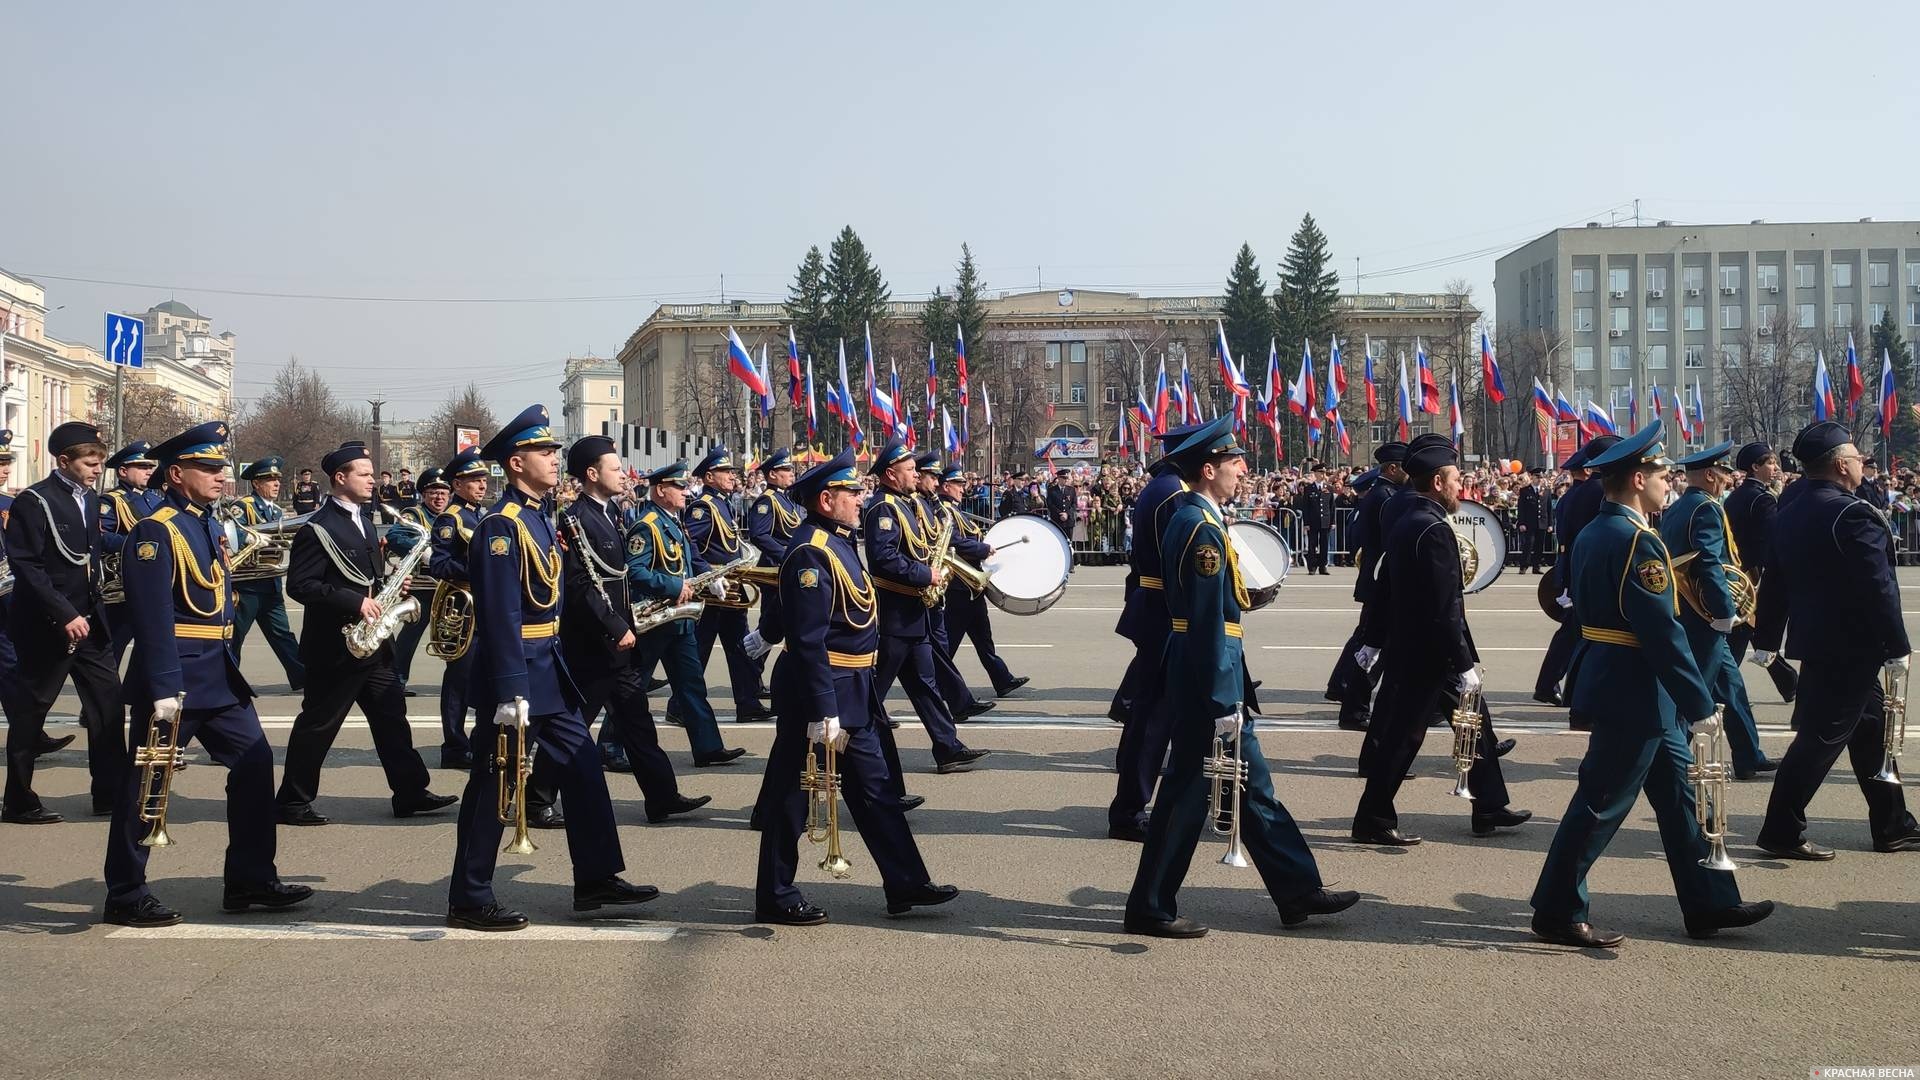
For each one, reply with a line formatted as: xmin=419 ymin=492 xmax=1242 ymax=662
xmin=105 ymin=312 xmax=143 ymax=368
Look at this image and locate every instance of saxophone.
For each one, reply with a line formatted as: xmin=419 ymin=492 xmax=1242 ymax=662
xmin=344 ymin=518 xmax=433 ymax=659
xmin=630 ymin=542 xmax=760 ymax=635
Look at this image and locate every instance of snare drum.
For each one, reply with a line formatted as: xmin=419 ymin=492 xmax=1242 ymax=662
xmin=1226 ymin=519 xmax=1292 ymax=610
xmin=980 ymin=516 xmax=1072 ymax=615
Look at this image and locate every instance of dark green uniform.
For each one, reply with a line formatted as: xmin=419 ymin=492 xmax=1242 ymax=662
xmin=1657 ymin=487 xmax=1768 ymax=776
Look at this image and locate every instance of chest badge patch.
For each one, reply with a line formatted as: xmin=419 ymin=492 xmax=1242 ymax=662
xmin=489 ymin=536 xmax=511 ymax=557
xmin=798 ymin=568 xmax=820 ymax=588
xmin=1636 ymin=559 xmax=1670 ymax=594
xmin=1194 ymin=544 xmax=1222 ymax=577
xmin=879 ymin=516 xmax=893 ymax=531
xmin=135 ymin=540 xmax=159 ymax=562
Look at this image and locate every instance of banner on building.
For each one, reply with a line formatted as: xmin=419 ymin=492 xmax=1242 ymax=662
xmin=1033 ymin=436 xmax=1099 ymax=459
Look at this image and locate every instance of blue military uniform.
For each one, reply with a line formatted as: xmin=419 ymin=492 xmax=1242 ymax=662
xmin=913 ymin=453 xmax=990 ymax=719
xmin=1752 ymin=422 xmax=1918 ymax=856
xmin=385 ymin=471 xmax=444 ymax=694
xmin=1325 ymin=443 xmax=1408 ymax=731
xmin=745 ymin=447 xmax=801 ymax=646
xmin=1126 ymin=417 xmax=1349 ymax=936
xmin=1657 ymin=442 xmax=1770 ymax=778
xmin=1530 ymin=421 xmax=1756 ymax=944
xmin=683 ymin=447 xmax=772 ymax=719
xmin=92 ymin=441 xmax=163 ymax=730
xmin=936 ymin=464 xmax=1023 ymax=697
xmin=622 ymin=461 xmax=741 ymax=766
xmin=102 ymin=422 xmax=310 ymax=926
xmin=429 ymin=453 xmax=489 ymax=760
xmin=1533 ymin=436 xmax=1619 ymax=709
xmin=1722 ymin=442 xmax=1799 ymax=702
xmin=230 ymin=456 xmax=306 ymax=690
xmin=754 ymin=449 xmax=951 ymax=924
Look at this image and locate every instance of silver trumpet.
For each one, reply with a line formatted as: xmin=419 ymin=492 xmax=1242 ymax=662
xmin=1688 ymin=704 xmax=1738 ymax=871
xmin=1203 ymin=709 xmax=1252 ymax=869
xmin=1875 ymin=661 xmax=1908 ymax=785
xmin=1449 ymin=682 xmax=1483 ymax=801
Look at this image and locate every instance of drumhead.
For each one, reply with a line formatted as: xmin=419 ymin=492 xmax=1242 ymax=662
xmin=1449 ymin=500 xmax=1508 ymax=594
xmin=982 ymin=516 xmax=1072 ymax=615
xmin=1226 ymin=520 xmax=1292 ymax=590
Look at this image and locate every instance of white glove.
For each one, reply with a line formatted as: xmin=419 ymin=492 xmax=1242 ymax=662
xmin=1456 ymin=667 xmax=1483 ymax=693
xmin=493 ymin=703 xmax=520 ymax=728
xmin=1353 ymin=645 xmax=1380 ymax=672
xmin=807 ymin=716 xmax=845 ymax=748
xmin=1885 ymin=655 xmax=1911 ymax=675
xmin=708 ymin=577 xmax=731 ymax=599
xmin=1709 ymin=616 xmax=1736 ymax=633
xmin=1747 ymin=649 xmax=1777 ymax=668
xmin=1213 ymin=713 xmax=1240 ymax=737
xmin=1554 ymin=590 xmax=1573 ymax=610
xmin=742 ymin=628 xmax=771 ymax=659
xmin=151 ymin=697 xmax=181 ymax=725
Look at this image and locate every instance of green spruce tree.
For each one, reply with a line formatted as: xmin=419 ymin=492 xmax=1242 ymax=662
xmin=824 ymin=225 xmax=891 ymax=352
xmin=952 ymin=243 xmax=989 ymax=356
xmin=1871 ymin=309 xmax=1919 ymax=465
xmin=1273 ymin=213 xmax=1342 ymax=359
xmin=1220 ymin=243 xmax=1274 ymax=381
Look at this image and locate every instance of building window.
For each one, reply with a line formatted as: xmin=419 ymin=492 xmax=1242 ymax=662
xmin=1721 ymin=305 xmax=1742 ymax=330
xmin=1909 ymin=262 xmax=1920 ymax=287
xmin=1011 ymin=353 xmax=1025 ymax=370
xmin=609 ymin=385 xmax=619 ymax=399
xmin=1682 ymin=266 xmax=1705 ymax=293
xmin=1834 ymin=303 xmax=1853 ymax=326
xmin=1798 ymin=303 xmax=1816 ymax=328
xmin=1756 ymin=264 xmax=1780 ymax=290
xmin=1573 ymin=307 xmax=1594 ymax=333
xmin=1646 ymin=306 xmax=1668 ymax=331
xmin=1573 ymin=346 xmax=1595 ymax=371
xmin=1609 ymin=345 xmax=1632 ymax=370
xmin=1044 ymin=344 xmax=1061 ymax=368
xmin=1646 ymin=267 xmax=1669 ymax=293
xmin=609 ymin=409 xmax=618 ymax=423
xmin=1796 ymin=263 xmax=1817 ymax=289
xmin=1608 ymin=267 xmax=1631 ymax=294
xmin=1683 ymin=305 xmax=1705 ymax=331
xmin=1044 ymin=385 xmax=1059 ymax=404
xmin=1068 ymin=383 xmax=1086 ymax=404
xmin=1755 ymin=343 xmax=1776 ymax=366
xmin=1104 ymin=345 xmax=1122 ymax=364
xmin=1646 ymin=344 xmax=1669 ymax=369
xmin=1871 ymin=262 xmax=1891 ymax=287
xmin=1103 ymin=384 xmax=1119 ymax=404
xmin=1719 ymin=265 xmax=1741 ymax=292
xmin=1069 ymin=342 xmax=1087 ymax=365
xmin=1684 ymin=344 xmax=1706 ymax=369
xmin=1910 ymin=302 xmax=1920 ymax=326
xmin=1572 ymin=268 xmax=1594 ymax=293
xmin=1722 ymin=344 xmax=1743 ymax=368
xmin=1833 ymin=263 xmax=1853 ymax=288
xmin=1166 ymin=341 xmax=1186 ymax=363
xmin=1871 ymin=303 xmax=1887 ymax=325
xmin=1757 ymin=303 xmax=1778 ymax=326
xmin=1610 ymin=307 xmax=1630 ymax=332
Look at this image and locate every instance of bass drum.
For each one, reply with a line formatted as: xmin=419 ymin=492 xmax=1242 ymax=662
xmin=1449 ymin=499 xmax=1508 ymax=595
xmin=1537 ymin=568 xmax=1567 ymax=623
xmin=1226 ymin=519 xmax=1292 ymax=610
xmin=981 ymin=515 xmax=1073 ymax=615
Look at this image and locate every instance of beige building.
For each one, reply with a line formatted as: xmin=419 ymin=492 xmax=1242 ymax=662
xmin=129 ymin=300 xmax=235 ymax=420
xmin=0 ymin=268 xmax=113 ymax=482
xmin=559 ymin=354 xmax=623 ymax=440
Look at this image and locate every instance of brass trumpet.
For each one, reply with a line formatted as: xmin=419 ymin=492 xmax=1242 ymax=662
xmin=135 ymin=693 xmax=189 ymax=849
xmin=496 ymin=696 xmax=536 ymax=855
xmin=1203 ymin=710 xmax=1252 ymax=868
xmin=1688 ymin=705 xmax=1738 ymax=871
xmin=802 ymin=735 xmax=851 ymax=878
xmin=1449 ymin=682 xmax=1483 ymax=801
xmin=1875 ymin=660 xmax=1907 ymax=786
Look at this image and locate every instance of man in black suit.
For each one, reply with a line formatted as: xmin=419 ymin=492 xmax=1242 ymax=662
xmin=274 ymin=442 xmax=454 ymax=826
xmin=1723 ymin=442 xmax=1797 ymax=702
xmin=1299 ymin=462 xmax=1336 ymax=574
xmin=2 ymin=422 xmax=128 ymax=824
xmin=1515 ymin=468 xmax=1553 ymax=573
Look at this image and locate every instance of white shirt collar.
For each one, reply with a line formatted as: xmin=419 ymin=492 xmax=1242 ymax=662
xmin=331 ymin=494 xmax=366 ymax=534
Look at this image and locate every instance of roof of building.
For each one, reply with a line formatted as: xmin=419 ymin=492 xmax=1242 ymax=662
xmin=151 ymin=299 xmax=204 ymax=319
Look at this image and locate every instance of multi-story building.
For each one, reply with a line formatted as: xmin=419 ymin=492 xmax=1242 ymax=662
xmin=0 ymin=268 xmax=112 ymax=482
xmin=1495 ymin=218 xmax=1920 ymax=445
xmin=131 ymin=300 xmax=235 ymax=420
xmin=559 ymin=354 xmax=623 ymax=440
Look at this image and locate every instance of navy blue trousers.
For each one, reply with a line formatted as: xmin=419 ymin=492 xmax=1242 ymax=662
xmin=1680 ymin=621 xmax=1768 ymax=775
xmin=875 ymin=633 xmax=966 ymax=763
xmin=927 ymin=605 xmax=982 ymax=713
xmin=530 ymin=664 xmax=683 ymax=816
xmin=440 ymin=653 xmax=474 ymax=754
xmin=1758 ymin=655 xmax=1915 ymax=849
xmin=632 ymin=628 xmax=724 ymax=757
xmin=942 ymin=591 xmax=1018 ymax=695
xmin=233 ymin=583 xmax=306 ymax=688
xmin=694 ymin=605 xmax=765 ymax=713
xmin=1109 ymin=645 xmax=1172 ymax=831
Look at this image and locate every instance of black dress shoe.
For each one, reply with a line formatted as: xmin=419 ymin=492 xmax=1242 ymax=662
xmin=1471 ymin=807 xmax=1533 ymax=837
xmin=222 ymin=880 xmax=315 ymax=913
xmin=1279 ymin=888 xmax=1361 ymax=927
xmin=757 ymin=902 xmax=829 ymax=926
xmin=277 ymin=804 xmax=331 ymax=827
xmin=4 ymin=806 xmax=65 ymax=826
xmin=886 ymin=717 xmax=901 ymax=730
xmin=1493 ymin=738 xmax=1517 ymax=758
xmin=528 ymin=806 xmax=567 ymax=830
xmin=1531 ymin=689 xmax=1564 ymax=707
xmin=735 ymin=706 xmax=778 ymax=723
xmin=996 ymin=676 xmax=1030 ymax=696
xmin=886 ymin=882 xmax=959 ymax=915
xmin=1336 ymin=712 xmax=1370 ymax=732
xmin=661 ymin=711 xmax=685 ymax=727
xmin=1873 ymin=828 xmax=1920 ymax=853
xmin=573 ymin=875 xmax=661 ymax=912
xmin=439 ymin=751 xmax=473 ymax=770
xmin=103 ymin=894 xmax=183 ymax=928
xmin=963 ymin=701 xmax=996 ymax=718
xmin=601 ymin=751 xmax=633 ymax=773
xmin=1350 ymin=828 xmax=1422 ymax=847
xmin=645 ymin=794 xmax=712 ymax=824
xmin=447 ymin=904 xmax=528 ymax=932
xmin=1123 ymin=915 xmax=1208 ymax=939
xmin=693 ymin=748 xmax=747 ymax=767
xmin=394 ymin=792 xmax=459 ymax=818
xmin=1107 ymin=823 xmax=1148 ymax=843
xmin=1757 ymin=838 xmax=1835 ymax=861
xmin=647 ymin=677 xmax=670 ymax=692
xmin=403 ymin=689 xmax=418 ymax=698
xmin=898 ymin=794 xmax=926 ymax=812
xmin=935 ymin=748 xmax=991 ymax=774
xmin=92 ymin=800 xmax=114 ymax=817
xmin=1531 ymin=917 xmax=1624 ymax=948
xmin=1684 ymin=899 xmax=1774 ymax=940
xmin=33 ymin=734 xmax=76 ymax=757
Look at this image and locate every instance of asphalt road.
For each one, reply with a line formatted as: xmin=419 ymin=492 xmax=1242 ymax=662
xmin=2 ymin=565 xmax=1917 ymax=1080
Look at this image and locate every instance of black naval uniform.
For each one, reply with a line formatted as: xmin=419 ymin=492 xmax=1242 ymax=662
xmin=1515 ymin=480 xmax=1553 ymax=573
xmin=1722 ymin=475 xmax=1799 ymax=702
xmin=1325 ymin=470 xmax=1398 ymax=729
xmin=1297 ymin=477 xmax=1335 ymax=574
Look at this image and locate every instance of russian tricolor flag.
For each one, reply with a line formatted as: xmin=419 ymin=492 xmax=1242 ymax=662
xmin=787 ymin=327 xmax=804 ymax=409
xmin=1415 ymin=338 xmax=1440 ymax=415
xmin=804 ymin=357 xmax=817 ymax=438
xmin=726 ymin=327 xmax=771 ymax=398
xmin=1812 ymin=350 xmax=1834 ymax=422
xmin=1152 ymin=360 xmax=1169 ymax=434
xmin=1582 ymin=397 xmax=1618 ymax=437
xmin=1215 ymin=321 xmax=1252 ymax=397
xmin=1845 ymin=332 xmax=1865 ymax=417
xmin=1481 ymin=330 xmax=1506 ymax=404
xmin=1363 ymin=336 xmax=1378 ymax=423
xmin=1395 ymin=352 xmax=1413 ymax=442
xmin=1180 ymin=356 xmax=1197 ymax=423
xmin=1882 ymin=348 xmax=1898 ymax=436
xmin=955 ymin=325 xmax=970 ymax=409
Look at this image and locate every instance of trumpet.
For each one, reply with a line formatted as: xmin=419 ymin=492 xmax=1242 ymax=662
xmin=802 ymin=736 xmax=852 ymax=878
xmin=1875 ymin=660 xmax=1908 ymax=785
xmin=496 ymin=696 xmax=536 ymax=855
xmin=1449 ymin=681 xmax=1483 ymax=801
xmin=1688 ymin=705 xmax=1738 ymax=871
xmin=135 ymin=693 xmax=189 ymax=849
xmin=1203 ymin=709 xmax=1252 ymax=868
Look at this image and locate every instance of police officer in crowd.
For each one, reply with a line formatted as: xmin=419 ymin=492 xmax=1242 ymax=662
xmin=1324 ymin=442 xmax=1406 ymax=732
xmin=291 ymin=468 xmax=321 ymax=515
xmin=1722 ymin=442 xmax=1799 ymax=703
xmin=230 ymin=456 xmax=306 ymax=691
xmin=1515 ymin=466 xmax=1553 ymax=573
xmin=429 ymin=450 xmax=491 ymax=769
xmin=1297 ymin=461 xmax=1336 ymax=575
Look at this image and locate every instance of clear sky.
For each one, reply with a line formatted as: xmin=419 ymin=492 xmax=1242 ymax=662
xmin=9 ymin=0 xmax=1917 ymax=416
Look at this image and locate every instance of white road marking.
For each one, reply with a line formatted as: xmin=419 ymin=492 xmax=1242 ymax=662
xmin=995 ymin=643 xmax=1055 ymax=648
xmin=109 ymin=921 xmax=679 ymax=942
xmin=1261 ymin=644 xmax=1546 ymax=653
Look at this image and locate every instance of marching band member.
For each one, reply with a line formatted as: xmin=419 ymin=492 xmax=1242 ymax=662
xmin=90 ymin=441 xmax=162 ymax=731
xmin=275 ymin=441 xmax=453 ymax=826
xmin=623 ymin=460 xmax=746 ymax=768
xmin=1323 ymin=441 xmax=1406 ymax=732
xmin=1529 ymin=421 xmax=1771 ymax=947
xmin=754 ymin=448 xmax=958 ymax=925
xmin=685 ymin=447 xmax=776 ymax=722
xmin=230 ymin=457 xmax=306 ymax=691
xmin=524 ymin=436 xmax=709 ymax=826
xmin=1722 ymin=442 xmax=1799 ymax=702
xmin=1351 ymin=436 xmax=1529 ymax=845
xmin=1657 ymin=443 xmax=1773 ymax=779
xmin=1125 ymin=416 xmax=1357 ymax=937
xmin=1532 ymin=435 xmax=1618 ymax=713
xmin=935 ymin=465 xmax=1026 ymax=699
xmin=386 ymin=466 xmax=447 ymax=697
xmin=0 ymin=430 xmax=25 ymax=738
xmin=1751 ymin=421 xmax=1920 ymax=859
xmin=743 ymin=447 xmax=800 ymax=660
xmin=101 ymin=421 xmax=312 ymax=926
xmin=914 ymin=453 xmax=993 ymax=719
xmin=864 ymin=439 xmax=989 ymax=778
xmin=429 ymin=450 xmax=491 ymax=769
xmin=448 ymin=405 xmax=657 ymax=931
xmin=2 ymin=422 xmax=126 ymax=824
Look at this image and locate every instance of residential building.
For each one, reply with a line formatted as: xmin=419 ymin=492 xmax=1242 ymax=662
xmin=559 ymin=353 xmax=623 ymax=440
xmin=0 ymin=268 xmax=112 ymax=482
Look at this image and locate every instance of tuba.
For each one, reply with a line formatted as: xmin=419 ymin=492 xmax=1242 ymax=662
xmin=802 ymin=736 xmax=852 ymax=878
xmin=134 ymin=693 xmax=189 ymax=848
xmin=425 ymin=582 xmax=475 ymax=661
xmin=1203 ymin=709 xmax=1252 ymax=868
xmin=1670 ymin=550 xmax=1757 ymax=626
xmin=1449 ymin=682 xmax=1483 ymax=800
xmin=1687 ymin=705 xmax=1738 ymax=871
xmin=343 ymin=518 xmax=433 ymax=659
xmin=1875 ymin=661 xmax=1908 ymax=785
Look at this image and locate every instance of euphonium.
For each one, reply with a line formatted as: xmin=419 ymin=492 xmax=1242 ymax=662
xmin=343 ymin=518 xmax=433 ymax=659
xmin=1687 ymin=705 xmax=1738 ymax=871
xmin=802 ymin=736 xmax=852 ymax=878
xmin=1449 ymin=682 xmax=1483 ymax=801
xmin=496 ymin=696 xmax=536 ymax=855
xmin=1670 ymin=550 xmax=1757 ymax=625
xmin=1203 ymin=710 xmax=1252 ymax=868
xmin=424 ymin=581 xmax=475 ymax=661
xmin=1874 ymin=661 xmax=1907 ymax=786
xmin=135 ymin=693 xmax=189 ymax=849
